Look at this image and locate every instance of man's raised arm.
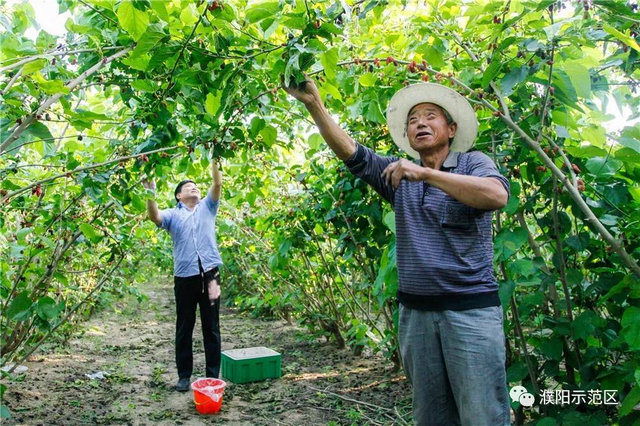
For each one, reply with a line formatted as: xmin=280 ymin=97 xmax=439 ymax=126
xmin=143 ymin=178 xmax=162 ymax=226
xmin=283 ymin=79 xmax=357 ymax=161
xmin=209 ymin=161 xmax=222 ymax=202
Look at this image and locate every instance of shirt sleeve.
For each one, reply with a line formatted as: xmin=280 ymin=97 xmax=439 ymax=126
xmin=466 ymin=151 xmax=510 ymax=200
xmin=344 ymin=144 xmax=398 ymax=206
xmin=160 ymin=207 xmax=174 ymax=230
xmin=202 ymin=193 xmax=220 ymax=216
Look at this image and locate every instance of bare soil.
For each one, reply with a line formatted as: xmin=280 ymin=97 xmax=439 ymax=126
xmin=3 ymin=278 xmax=412 ymax=425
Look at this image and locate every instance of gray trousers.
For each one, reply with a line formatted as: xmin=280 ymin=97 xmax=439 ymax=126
xmin=399 ymin=304 xmax=510 ymax=426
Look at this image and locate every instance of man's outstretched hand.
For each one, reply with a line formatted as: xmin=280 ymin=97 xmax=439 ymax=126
xmin=142 ymin=177 xmax=156 ymax=192
xmin=282 ymin=76 xmax=321 ymax=106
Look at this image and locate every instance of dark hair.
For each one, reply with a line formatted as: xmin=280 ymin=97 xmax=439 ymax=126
xmin=174 ymin=180 xmax=195 ymax=202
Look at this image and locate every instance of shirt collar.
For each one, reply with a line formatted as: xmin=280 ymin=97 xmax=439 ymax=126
xmin=177 ymin=200 xmax=199 ymax=210
xmin=442 ymin=151 xmax=460 ymax=169
xmin=416 ymin=151 xmax=460 ymax=170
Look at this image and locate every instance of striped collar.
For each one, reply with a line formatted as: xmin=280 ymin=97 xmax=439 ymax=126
xmin=416 ymin=150 xmax=460 ymax=170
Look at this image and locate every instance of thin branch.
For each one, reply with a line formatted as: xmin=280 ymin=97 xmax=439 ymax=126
xmin=56 ymin=97 xmax=82 ymax=151
xmin=1 ymin=145 xmax=180 ymax=203
xmin=0 ymin=46 xmax=134 ymax=153
xmin=3 ymin=255 xmax=125 ymax=373
xmin=2 ymin=67 xmax=22 ymax=92
xmin=0 ymin=47 xmax=123 ymax=74
xmin=305 ymin=384 xmax=395 ymax=413
xmin=77 ymin=0 xmax=118 ymax=25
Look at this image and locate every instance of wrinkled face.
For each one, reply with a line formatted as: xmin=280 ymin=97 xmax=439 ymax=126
xmin=406 ymin=103 xmax=457 ymax=153
xmin=177 ymin=182 xmax=200 ymax=202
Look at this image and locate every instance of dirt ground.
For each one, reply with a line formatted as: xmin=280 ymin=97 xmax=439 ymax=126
xmin=2 ymin=278 xmax=412 ymax=425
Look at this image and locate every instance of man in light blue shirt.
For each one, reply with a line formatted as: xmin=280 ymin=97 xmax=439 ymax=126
xmin=144 ymin=161 xmax=223 ymax=392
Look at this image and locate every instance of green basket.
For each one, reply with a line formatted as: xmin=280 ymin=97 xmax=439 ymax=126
xmin=221 ymin=347 xmax=282 ymax=384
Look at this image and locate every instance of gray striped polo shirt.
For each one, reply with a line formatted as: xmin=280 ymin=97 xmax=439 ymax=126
xmin=345 ymin=144 xmax=509 ymax=311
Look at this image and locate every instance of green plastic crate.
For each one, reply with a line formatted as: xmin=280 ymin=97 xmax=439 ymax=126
xmin=221 ymin=347 xmax=281 ymax=384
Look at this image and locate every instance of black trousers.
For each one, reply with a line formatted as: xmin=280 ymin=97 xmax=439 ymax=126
xmin=173 ymin=265 xmax=221 ymax=379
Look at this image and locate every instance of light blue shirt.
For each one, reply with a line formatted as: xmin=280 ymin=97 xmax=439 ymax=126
xmin=159 ymin=194 xmax=223 ymax=277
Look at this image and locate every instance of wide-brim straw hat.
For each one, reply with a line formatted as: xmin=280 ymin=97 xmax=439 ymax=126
xmin=386 ymin=83 xmax=478 ymax=159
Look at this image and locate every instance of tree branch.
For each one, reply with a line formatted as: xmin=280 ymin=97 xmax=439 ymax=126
xmin=1 ymin=145 xmax=180 ymax=203
xmin=0 ymin=45 xmax=134 ymax=154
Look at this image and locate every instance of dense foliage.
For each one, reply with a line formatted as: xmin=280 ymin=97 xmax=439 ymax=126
xmin=1 ymin=0 xmax=639 ymax=423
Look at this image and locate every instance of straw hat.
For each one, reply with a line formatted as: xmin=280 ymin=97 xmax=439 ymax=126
xmin=386 ymin=83 xmax=478 ymax=159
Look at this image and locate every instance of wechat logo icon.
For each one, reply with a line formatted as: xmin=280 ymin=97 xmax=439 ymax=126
xmin=510 ymin=385 xmax=535 ymax=408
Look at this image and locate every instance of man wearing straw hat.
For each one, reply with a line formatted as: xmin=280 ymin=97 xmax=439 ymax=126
xmin=284 ymin=80 xmax=510 ymax=425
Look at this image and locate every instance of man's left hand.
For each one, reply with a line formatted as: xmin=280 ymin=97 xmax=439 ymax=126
xmin=381 ymin=159 xmax=427 ymax=188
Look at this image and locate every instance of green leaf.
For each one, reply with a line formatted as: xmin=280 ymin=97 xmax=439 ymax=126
xmin=562 ymin=62 xmax=591 ymax=99
xmin=150 ymin=0 xmax=169 ymax=22
xmin=620 ymin=385 xmax=640 ymax=416
xmin=7 ymin=292 xmax=33 ymax=322
xmin=585 ymin=157 xmax=623 ymax=177
xmin=495 ymin=227 xmax=528 ymax=260
xmin=249 ymin=117 xmax=266 ymax=138
xmin=122 ymin=53 xmax=150 ymax=71
xmin=179 ymin=3 xmax=198 ymax=27
xmin=205 ymin=91 xmax=222 ymax=116
xmin=36 ymin=296 xmax=61 ymax=320
xmin=130 ymin=79 xmax=156 ymax=92
xmin=320 ymin=47 xmax=338 ymax=81
xmin=320 ymin=81 xmax=342 ymax=101
xmin=510 ymin=259 xmax=536 ymax=277
xmin=571 ymin=311 xmax=597 ymax=341
xmin=32 ymin=72 xmax=70 ymax=95
xmin=482 ymin=59 xmax=502 ymax=89
xmin=22 ymin=58 xmax=47 ymax=75
xmin=565 ymin=233 xmax=589 ymax=251
xmin=539 ymin=337 xmax=563 ymax=360
xmin=603 ymin=23 xmax=640 ymax=53
xmin=308 ymin=133 xmax=324 ymax=151
xmin=358 ymin=73 xmax=377 ymax=87
xmin=259 ymin=125 xmax=277 ymax=146
xmin=0 ymin=404 xmax=11 ymax=419
xmin=130 ymin=26 xmax=165 ymax=57
xmin=551 ymin=70 xmax=579 ymax=107
xmin=621 ymin=306 xmax=640 ymax=350
xmin=117 ymin=2 xmax=149 ymax=42
xmin=507 ymin=361 xmax=529 ymax=382
xmin=79 ymin=223 xmax=101 ymax=243
xmin=383 ymin=210 xmax=395 ymax=234
xmin=498 ymin=280 xmax=515 ymax=308
xmin=500 ymin=66 xmax=528 ymax=97
xmin=245 ymin=2 xmax=279 ymax=23
xmin=420 ymin=45 xmax=445 ymax=69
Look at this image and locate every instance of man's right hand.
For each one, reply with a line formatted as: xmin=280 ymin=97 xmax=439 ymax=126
xmin=282 ymin=76 xmax=321 ymax=107
xmin=142 ymin=178 xmax=156 ymax=192
xmin=281 ymin=74 xmax=356 ymax=161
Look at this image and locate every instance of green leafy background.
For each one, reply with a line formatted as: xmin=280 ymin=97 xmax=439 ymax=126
xmin=1 ymin=0 xmax=639 ymax=423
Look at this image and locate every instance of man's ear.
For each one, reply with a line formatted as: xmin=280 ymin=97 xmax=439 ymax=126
xmin=448 ymin=122 xmax=458 ymax=139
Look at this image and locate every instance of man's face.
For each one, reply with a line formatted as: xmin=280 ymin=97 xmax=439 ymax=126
xmin=177 ymin=182 xmax=200 ymax=202
xmin=406 ymin=103 xmax=457 ymax=153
